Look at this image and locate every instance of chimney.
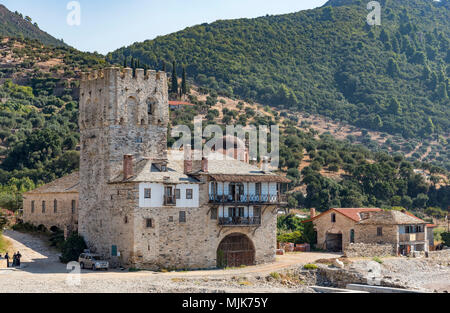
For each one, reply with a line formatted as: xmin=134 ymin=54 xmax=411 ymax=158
xmin=123 ymin=155 xmax=133 ymax=180
xmin=310 ymin=208 xmax=316 ymax=218
xmin=202 ymin=156 xmax=208 ymax=173
xmin=184 ymin=144 xmax=192 ymax=174
xmin=261 ymin=156 xmax=270 ymax=172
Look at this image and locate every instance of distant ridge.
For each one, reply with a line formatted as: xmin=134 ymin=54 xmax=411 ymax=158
xmin=0 ymin=4 xmax=67 ymax=47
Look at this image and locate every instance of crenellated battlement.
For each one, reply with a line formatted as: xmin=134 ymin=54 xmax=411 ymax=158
xmin=81 ymin=67 xmax=167 ymax=83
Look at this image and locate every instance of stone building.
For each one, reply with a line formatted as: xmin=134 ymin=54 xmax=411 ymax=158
xmin=77 ymin=67 xmax=290 ymax=269
xmin=22 ymin=172 xmax=79 ymax=235
xmin=305 ymin=208 xmax=434 ymax=256
xmin=304 ymin=208 xmax=382 ymax=252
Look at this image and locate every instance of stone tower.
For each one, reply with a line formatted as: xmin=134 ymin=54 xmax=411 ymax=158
xmin=78 ymin=67 xmax=169 ymax=257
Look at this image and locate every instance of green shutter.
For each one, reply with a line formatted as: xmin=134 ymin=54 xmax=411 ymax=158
xmin=111 ymin=245 xmax=117 ymax=257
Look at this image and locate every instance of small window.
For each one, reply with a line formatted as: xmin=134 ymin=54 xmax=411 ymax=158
xmin=179 ymin=211 xmax=186 ymax=223
xmin=331 ymin=213 xmax=336 ymax=223
xmin=136 ymin=137 xmax=143 ymax=143
xmin=175 ymin=189 xmax=181 ymax=199
xmin=377 ymin=227 xmax=383 ymax=237
xmin=31 ymin=201 xmax=35 ymax=213
xmin=54 ymin=199 xmax=58 ymax=213
xmin=71 ymin=200 xmax=76 ymax=214
xmin=161 ymin=165 xmax=167 ymax=172
xmin=144 ymin=188 xmax=152 ymax=199
xmin=350 ymin=229 xmax=355 ymax=243
xmin=124 ymin=216 xmax=128 ymax=224
xmin=42 ymin=201 xmax=46 ymax=213
xmin=146 ymin=218 xmax=153 ymax=228
xmin=186 ymin=189 xmax=193 ymax=200
xmin=169 ymin=216 xmax=174 ymax=222
xmin=211 ymin=207 xmax=218 ymax=220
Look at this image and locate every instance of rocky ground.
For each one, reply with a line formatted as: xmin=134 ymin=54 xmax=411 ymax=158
xmin=1 ymin=230 xmax=449 ymax=293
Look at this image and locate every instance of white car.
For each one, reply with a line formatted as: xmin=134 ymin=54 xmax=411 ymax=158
xmin=78 ymin=253 xmax=109 ymax=271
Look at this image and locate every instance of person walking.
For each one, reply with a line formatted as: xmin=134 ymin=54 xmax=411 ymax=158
xmin=16 ymin=251 xmax=22 ymax=267
xmin=12 ymin=253 xmax=17 ymax=267
xmin=4 ymin=252 xmax=9 ymax=268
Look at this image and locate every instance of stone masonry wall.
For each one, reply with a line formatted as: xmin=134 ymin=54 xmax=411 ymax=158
xmin=354 ymin=224 xmax=398 ymax=245
xmin=22 ymin=192 xmax=78 ymax=233
xmin=344 ymin=243 xmax=396 ymax=257
xmin=79 ymin=68 xmax=169 ymax=262
xmin=313 ymin=211 xmax=356 ymax=250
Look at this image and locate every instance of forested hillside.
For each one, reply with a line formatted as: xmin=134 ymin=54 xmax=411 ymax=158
xmin=0 ymin=37 xmax=105 ymax=209
xmin=0 ymin=5 xmax=66 ymax=47
xmin=108 ymin=0 xmax=449 ymax=142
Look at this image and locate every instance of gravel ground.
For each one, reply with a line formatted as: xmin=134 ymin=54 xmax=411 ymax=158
xmin=2 ymin=230 xmax=448 ymax=293
xmin=346 ymin=252 xmax=450 ymax=292
xmin=0 ymin=230 xmax=330 ymax=293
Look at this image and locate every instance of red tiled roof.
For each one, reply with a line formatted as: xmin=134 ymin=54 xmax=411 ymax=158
xmin=302 ymin=208 xmax=382 ymax=223
xmin=426 ymin=224 xmax=437 ymax=228
xmin=169 ymin=101 xmax=194 ymax=106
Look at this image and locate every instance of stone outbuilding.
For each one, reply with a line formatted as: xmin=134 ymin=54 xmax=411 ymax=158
xmin=22 ymin=172 xmax=79 ymax=236
xmin=304 ymin=208 xmax=382 ymax=252
xmin=304 ymin=208 xmax=435 ymax=256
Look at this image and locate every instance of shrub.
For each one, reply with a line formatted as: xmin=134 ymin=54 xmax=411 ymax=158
xmin=372 ymin=257 xmax=383 ymax=264
xmin=60 ymin=233 xmax=87 ymax=263
xmin=269 ymin=272 xmax=281 ymax=280
xmin=441 ymin=232 xmax=450 ymax=247
xmin=303 ymin=263 xmax=318 ymax=270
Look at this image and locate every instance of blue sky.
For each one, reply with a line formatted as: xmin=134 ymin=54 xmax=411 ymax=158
xmin=1 ymin=0 xmax=327 ymax=54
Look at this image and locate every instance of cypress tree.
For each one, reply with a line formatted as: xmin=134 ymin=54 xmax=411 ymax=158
xmin=162 ymin=61 xmax=166 ymax=72
xmin=171 ymin=61 xmax=178 ymax=94
xmin=123 ymin=58 xmax=127 ymax=68
xmin=144 ymin=64 xmax=148 ymax=76
xmin=181 ymin=66 xmax=187 ymax=95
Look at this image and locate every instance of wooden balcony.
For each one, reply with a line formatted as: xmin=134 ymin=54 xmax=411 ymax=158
xmin=218 ymin=216 xmax=261 ymax=226
xmin=399 ymin=233 xmax=425 ymax=242
xmin=209 ymin=194 xmax=287 ymax=205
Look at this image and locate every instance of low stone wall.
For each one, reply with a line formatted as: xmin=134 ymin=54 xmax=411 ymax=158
xmin=344 ymin=243 xmax=395 ymax=258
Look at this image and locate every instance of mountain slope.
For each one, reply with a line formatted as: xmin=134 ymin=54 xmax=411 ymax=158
xmin=107 ymin=0 xmax=449 ymax=140
xmin=0 ymin=4 xmax=66 ymax=47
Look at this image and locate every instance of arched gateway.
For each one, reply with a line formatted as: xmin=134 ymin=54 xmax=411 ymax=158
xmin=217 ymin=233 xmax=255 ymax=268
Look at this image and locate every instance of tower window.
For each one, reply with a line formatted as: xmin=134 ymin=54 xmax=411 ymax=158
xmin=42 ymin=201 xmax=46 ymax=214
xmin=377 ymin=227 xmax=383 ymax=237
xmin=147 ymin=99 xmax=156 ymax=115
xmin=136 ymin=137 xmax=143 ymax=143
xmin=54 ymin=200 xmax=57 ymax=213
xmin=71 ymin=200 xmax=76 ymax=214
xmin=31 ymin=201 xmax=35 ymax=213
xmin=144 ymin=188 xmax=152 ymax=199
xmin=186 ymin=189 xmax=193 ymax=200
xmin=146 ymin=218 xmax=153 ymax=228
xmin=179 ymin=211 xmax=186 ymax=223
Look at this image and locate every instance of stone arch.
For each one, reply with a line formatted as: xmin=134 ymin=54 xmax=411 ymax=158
xmin=217 ymin=233 xmax=255 ymax=268
xmin=146 ymin=97 xmax=157 ymax=124
xmin=126 ymin=96 xmax=139 ymax=125
xmin=325 ymin=231 xmax=343 ymax=252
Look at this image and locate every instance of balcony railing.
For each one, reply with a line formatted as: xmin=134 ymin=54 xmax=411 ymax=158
xmin=209 ymin=194 xmax=287 ymax=204
xmin=399 ymin=233 xmax=425 ymax=242
xmin=218 ymin=216 xmax=261 ymax=226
